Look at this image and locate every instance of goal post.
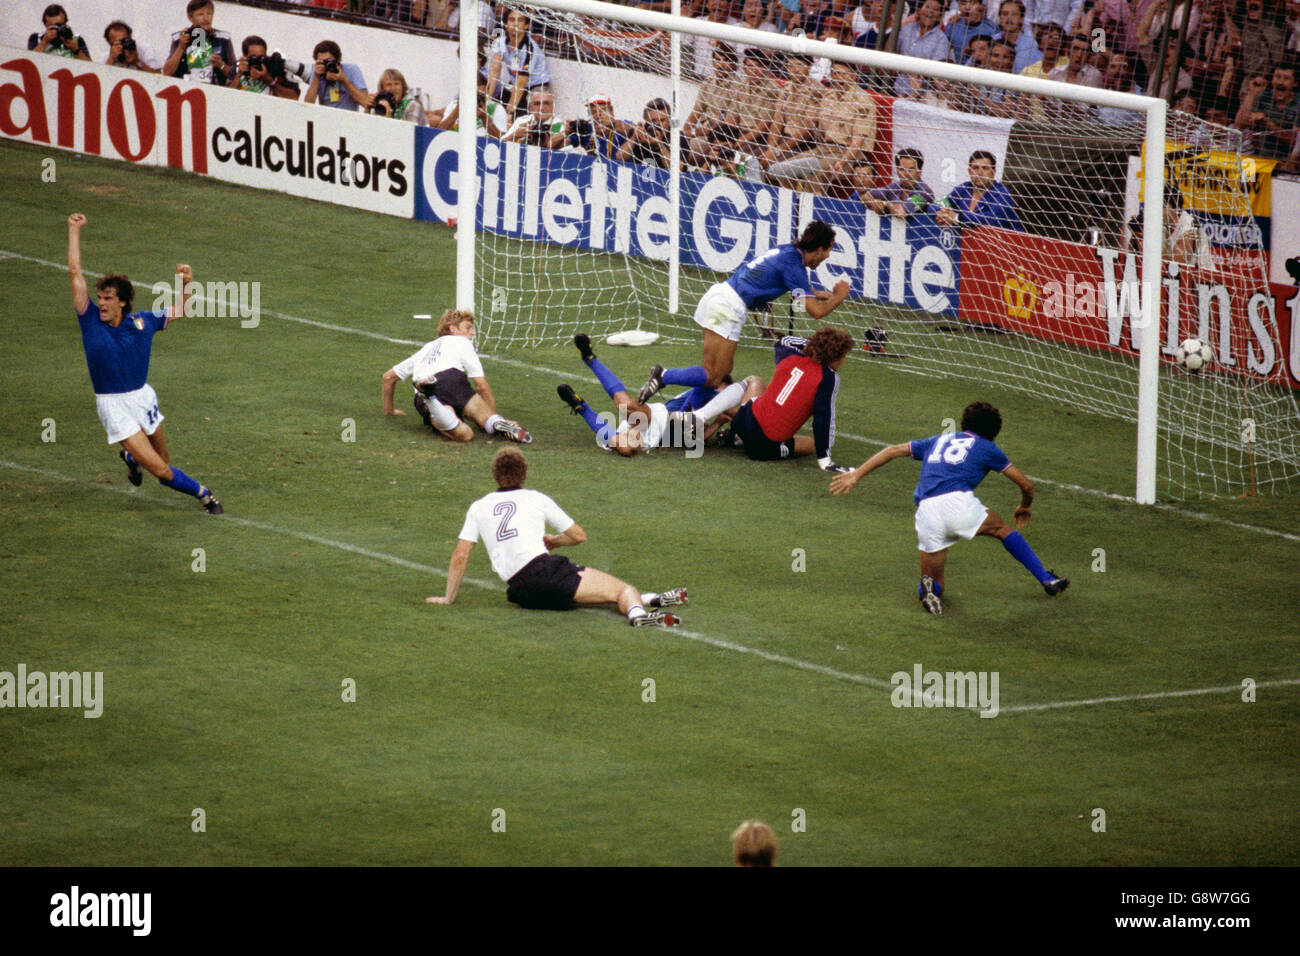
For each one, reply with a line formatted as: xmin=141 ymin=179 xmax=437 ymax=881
xmin=452 ymin=0 xmax=1298 ymax=502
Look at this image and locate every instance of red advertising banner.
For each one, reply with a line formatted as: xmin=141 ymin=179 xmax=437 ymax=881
xmin=958 ymin=226 xmax=1300 ymax=390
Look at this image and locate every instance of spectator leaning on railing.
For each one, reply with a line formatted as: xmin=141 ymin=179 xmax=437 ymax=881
xmin=104 ymin=20 xmax=161 ymax=73
xmin=487 ymin=8 xmax=553 ymax=120
xmin=28 ymin=4 xmax=92 ymax=61
xmin=164 ymin=0 xmax=237 ymax=86
xmin=304 ymin=41 xmax=369 ymax=111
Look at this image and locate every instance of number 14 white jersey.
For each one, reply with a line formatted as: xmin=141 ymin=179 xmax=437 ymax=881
xmin=458 ymin=489 xmax=576 ymax=582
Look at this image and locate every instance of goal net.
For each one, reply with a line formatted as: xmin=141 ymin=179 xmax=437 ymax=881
xmin=458 ymin=0 xmax=1300 ymax=500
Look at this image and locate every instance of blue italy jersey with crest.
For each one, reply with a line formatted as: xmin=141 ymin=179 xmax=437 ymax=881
xmin=77 ymin=301 xmax=168 ymax=395
xmin=909 ymin=431 xmax=1011 ymax=505
xmin=726 ymin=244 xmax=812 ymax=310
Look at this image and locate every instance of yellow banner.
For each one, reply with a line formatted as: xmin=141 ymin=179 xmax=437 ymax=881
xmin=1138 ymin=144 xmax=1274 ymax=218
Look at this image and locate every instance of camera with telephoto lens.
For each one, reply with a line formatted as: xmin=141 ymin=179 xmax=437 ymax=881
xmin=121 ymin=37 xmax=136 ymax=54
xmin=321 ymin=57 xmax=340 ymax=77
xmin=569 ymin=117 xmax=593 ymax=138
xmin=371 ymin=90 xmax=398 ymax=116
xmin=247 ymin=54 xmax=266 ymax=69
xmin=56 ymin=24 xmax=75 ymax=43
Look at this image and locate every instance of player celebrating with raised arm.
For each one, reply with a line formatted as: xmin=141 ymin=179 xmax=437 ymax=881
xmin=635 ymin=220 xmax=851 ymax=402
xmin=427 ymin=449 xmax=686 ymax=626
xmin=66 ymin=213 xmax=223 ymax=514
xmin=381 ymin=309 xmax=530 ymax=444
xmin=688 ymin=326 xmax=856 ymax=472
xmin=829 ymin=401 xmax=1067 ymax=614
xmin=556 ymin=333 xmax=749 ymax=457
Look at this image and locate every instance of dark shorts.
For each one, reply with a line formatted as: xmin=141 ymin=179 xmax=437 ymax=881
xmin=417 ymin=368 xmax=475 ymax=417
xmin=506 ymin=553 xmax=585 ymax=610
xmin=731 ymin=401 xmax=793 ymax=461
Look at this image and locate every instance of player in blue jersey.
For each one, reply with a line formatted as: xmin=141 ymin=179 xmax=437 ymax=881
xmin=556 ymin=333 xmax=751 ymax=456
xmin=635 ymin=220 xmax=850 ymax=404
xmin=66 ymin=213 xmax=223 ymax=514
xmin=829 ymin=401 xmax=1066 ymax=614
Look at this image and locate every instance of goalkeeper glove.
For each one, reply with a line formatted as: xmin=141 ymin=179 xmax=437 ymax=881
xmin=818 ymin=457 xmax=853 ymax=474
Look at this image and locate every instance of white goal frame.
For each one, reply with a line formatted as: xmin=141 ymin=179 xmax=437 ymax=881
xmin=455 ymin=0 xmax=1168 ymax=503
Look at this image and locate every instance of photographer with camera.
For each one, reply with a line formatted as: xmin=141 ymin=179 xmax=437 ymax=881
xmin=103 ymin=21 xmax=161 ymax=73
xmin=502 ymin=89 xmax=566 ymax=147
xmin=235 ymin=37 xmax=301 ymax=100
xmin=367 ymin=69 xmax=427 ymax=124
xmin=565 ymin=95 xmax=633 ymax=161
xmin=617 ymin=98 xmax=675 ymax=169
xmin=164 ymin=0 xmax=237 ymax=87
xmin=28 ymin=4 xmax=91 ymax=61
xmin=304 ymin=41 xmax=369 ymax=112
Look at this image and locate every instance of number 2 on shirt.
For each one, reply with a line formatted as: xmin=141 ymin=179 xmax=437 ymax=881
xmin=928 ymin=433 xmax=975 ymax=465
xmin=493 ymin=501 xmax=518 ymax=541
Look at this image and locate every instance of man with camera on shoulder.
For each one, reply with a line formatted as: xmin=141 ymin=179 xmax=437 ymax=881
xmin=235 ymin=37 xmax=301 ymax=100
xmin=103 ymin=21 xmax=161 ymax=73
xmin=164 ymin=0 xmax=237 ymax=86
xmin=28 ymin=4 xmax=92 ymax=61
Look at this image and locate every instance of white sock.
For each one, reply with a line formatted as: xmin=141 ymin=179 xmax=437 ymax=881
xmin=640 ymin=592 xmax=657 ymax=606
xmin=692 ymin=381 xmax=746 ymax=424
xmin=627 ymin=605 xmax=647 ymax=622
xmin=484 ymin=413 xmax=504 ymax=433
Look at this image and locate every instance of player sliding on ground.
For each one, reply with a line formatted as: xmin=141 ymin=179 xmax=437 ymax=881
xmin=556 ymin=333 xmax=752 ymax=456
xmin=689 ymin=327 xmax=856 ymax=472
xmin=427 ymin=449 xmax=687 ymax=626
xmin=829 ymin=401 xmax=1068 ymax=615
xmin=381 ymin=309 xmax=531 ymax=444
xmin=66 ymin=213 xmax=223 ymax=514
xmin=634 ymin=220 xmax=851 ymax=403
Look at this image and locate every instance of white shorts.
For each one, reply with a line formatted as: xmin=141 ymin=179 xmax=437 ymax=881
xmin=914 ymin=491 xmax=989 ymax=553
xmin=693 ymin=282 xmax=747 ymax=343
xmin=96 ymin=384 xmax=164 ymax=445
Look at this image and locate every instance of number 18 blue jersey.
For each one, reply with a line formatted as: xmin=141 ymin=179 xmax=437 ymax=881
xmin=909 ymin=432 xmax=1011 ymax=505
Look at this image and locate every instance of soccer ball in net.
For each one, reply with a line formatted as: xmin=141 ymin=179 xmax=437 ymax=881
xmin=1175 ymin=338 xmax=1213 ymax=372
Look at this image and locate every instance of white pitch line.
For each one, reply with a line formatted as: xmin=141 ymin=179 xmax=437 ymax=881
xmin=4 ymin=458 xmax=1296 ymax=716
xmin=7 ymin=247 xmax=1295 ymax=544
xmin=999 ymin=678 xmax=1300 ymax=714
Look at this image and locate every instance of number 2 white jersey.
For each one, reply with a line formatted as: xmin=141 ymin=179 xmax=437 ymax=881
xmin=458 ymin=489 xmax=576 ymax=582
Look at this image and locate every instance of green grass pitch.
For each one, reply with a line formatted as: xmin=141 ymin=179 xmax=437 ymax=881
xmin=1 ymin=138 xmax=1297 ymax=866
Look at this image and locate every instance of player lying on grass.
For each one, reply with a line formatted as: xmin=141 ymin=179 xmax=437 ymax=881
xmin=829 ymin=401 xmax=1068 ymax=615
xmin=427 ymin=449 xmax=687 ymax=626
xmin=556 ymin=334 xmax=754 ymax=457
xmin=686 ymin=326 xmax=855 ymax=471
xmin=634 ymin=220 xmax=850 ymax=403
xmin=381 ymin=309 xmax=530 ymax=443
xmin=66 ymin=213 xmax=223 ymax=514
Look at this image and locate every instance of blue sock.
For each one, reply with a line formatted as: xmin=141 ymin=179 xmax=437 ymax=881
xmin=159 ymin=467 xmax=203 ymax=498
xmin=577 ymin=404 xmax=614 ymax=445
xmin=663 ymin=366 xmax=708 ymax=388
xmin=917 ymin=579 xmax=943 ymax=598
xmin=586 ymin=356 xmax=626 ymax=399
xmin=680 ymin=385 xmax=718 ymax=410
xmin=1002 ymin=532 xmax=1053 ymax=583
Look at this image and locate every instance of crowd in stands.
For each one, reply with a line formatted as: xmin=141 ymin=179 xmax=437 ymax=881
xmin=26 ymin=1 xmax=1300 ymax=174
